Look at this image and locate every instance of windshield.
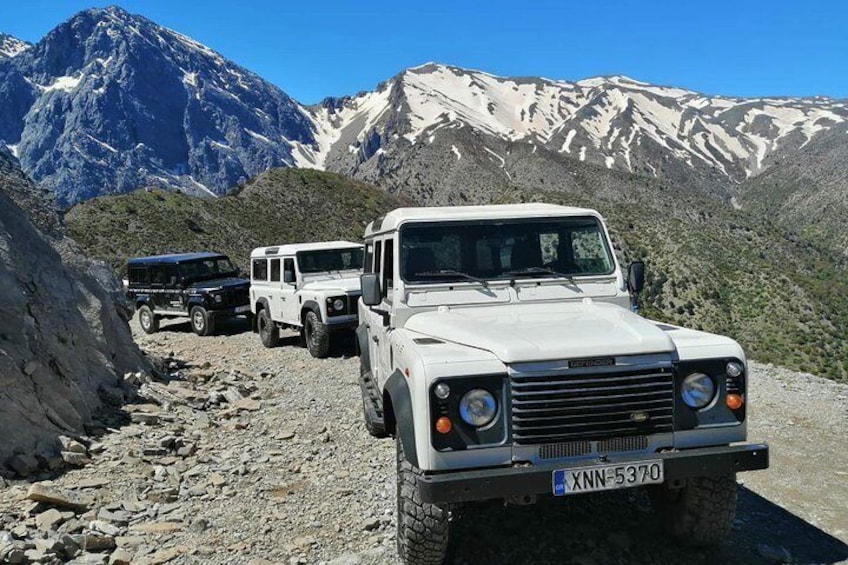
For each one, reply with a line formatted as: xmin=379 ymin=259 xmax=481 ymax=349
xmin=180 ymin=257 xmax=237 ymax=281
xmin=297 ymin=248 xmax=364 ymax=274
xmin=401 ymin=217 xmax=614 ymax=283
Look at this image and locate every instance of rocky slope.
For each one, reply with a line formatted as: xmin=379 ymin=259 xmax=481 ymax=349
xmin=0 ymin=152 xmax=149 ymax=477
xmin=64 ymin=168 xmax=406 ymax=272
xmin=0 ymin=33 xmax=31 ymax=59
xmin=0 ymin=317 xmax=845 ymax=564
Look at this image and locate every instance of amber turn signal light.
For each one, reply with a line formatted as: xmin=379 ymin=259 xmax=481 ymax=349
xmin=435 ymin=416 xmax=452 ymax=434
xmin=726 ymin=394 xmax=744 ymax=410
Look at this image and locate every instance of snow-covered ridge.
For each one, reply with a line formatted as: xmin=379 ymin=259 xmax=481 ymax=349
xmin=0 ymin=33 xmax=31 ymax=58
xmin=302 ymin=63 xmax=848 ymax=182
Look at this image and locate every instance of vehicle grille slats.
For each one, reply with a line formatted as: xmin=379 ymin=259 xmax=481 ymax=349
xmin=511 ymin=367 xmax=674 ymax=444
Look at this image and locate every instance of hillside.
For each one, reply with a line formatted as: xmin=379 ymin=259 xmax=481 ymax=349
xmin=67 ymin=161 xmax=847 ymax=381
xmin=739 ymin=123 xmax=848 ymax=255
xmin=65 ymin=168 xmax=407 ymax=271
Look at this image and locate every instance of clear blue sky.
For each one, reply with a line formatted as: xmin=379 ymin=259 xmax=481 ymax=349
xmin=1 ymin=0 xmax=846 ymax=104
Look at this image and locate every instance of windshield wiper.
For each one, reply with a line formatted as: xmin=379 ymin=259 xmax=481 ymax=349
xmin=413 ymin=270 xmax=490 ymax=287
xmin=504 ymin=267 xmax=574 ymax=280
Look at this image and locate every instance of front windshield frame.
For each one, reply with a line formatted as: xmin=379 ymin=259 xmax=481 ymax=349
xmin=179 ymin=256 xmax=238 ymax=281
xmin=296 ymin=247 xmax=364 ymax=274
xmin=398 ymin=216 xmax=616 ymax=285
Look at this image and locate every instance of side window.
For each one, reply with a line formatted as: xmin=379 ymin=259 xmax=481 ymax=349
xmin=374 ymin=241 xmax=382 ymax=278
xmin=150 ymin=265 xmax=166 ymax=286
xmin=166 ymin=265 xmax=179 ymax=286
xmin=252 ymin=259 xmax=268 ymax=281
xmin=283 ymin=258 xmax=295 ymax=283
xmin=270 ymin=259 xmax=281 ymax=282
xmin=382 ymin=238 xmax=394 ymax=300
xmin=364 ymin=243 xmax=374 ymax=274
xmin=129 ymin=266 xmax=148 ymax=285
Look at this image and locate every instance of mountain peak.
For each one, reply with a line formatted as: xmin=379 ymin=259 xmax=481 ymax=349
xmin=0 ymin=33 xmax=32 ymax=58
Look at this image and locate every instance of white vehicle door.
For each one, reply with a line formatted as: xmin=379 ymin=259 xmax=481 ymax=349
xmin=280 ymin=257 xmax=299 ymax=325
xmin=267 ymin=258 xmax=283 ymax=319
xmin=365 ymin=237 xmax=395 ymax=387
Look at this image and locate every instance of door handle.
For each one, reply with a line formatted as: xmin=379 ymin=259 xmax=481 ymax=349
xmin=371 ymin=335 xmax=379 ymax=343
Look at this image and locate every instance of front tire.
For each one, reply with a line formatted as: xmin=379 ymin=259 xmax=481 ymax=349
xmin=396 ymin=439 xmax=450 ymax=565
xmin=257 ymin=308 xmax=279 ymax=348
xmin=649 ymin=473 xmax=738 ymax=547
xmin=138 ymin=305 xmax=159 ymax=334
xmin=190 ymin=306 xmax=215 ymax=336
xmin=304 ymin=310 xmax=330 ymax=358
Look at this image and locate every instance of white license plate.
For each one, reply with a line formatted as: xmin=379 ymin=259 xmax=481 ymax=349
xmin=552 ymin=460 xmax=663 ymax=496
xmin=234 ymin=305 xmax=251 ymax=313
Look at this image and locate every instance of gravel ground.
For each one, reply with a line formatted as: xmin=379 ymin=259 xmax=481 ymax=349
xmin=1 ymin=316 xmax=847 ymax=565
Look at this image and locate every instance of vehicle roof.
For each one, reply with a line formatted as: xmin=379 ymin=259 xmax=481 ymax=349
xmin=364 ymin=203 xmax=602 ymax=236
xmin=250 ymin=240 xmax=363 ymax=258
xmin=127 ymin=252 xmax=227 ymax=265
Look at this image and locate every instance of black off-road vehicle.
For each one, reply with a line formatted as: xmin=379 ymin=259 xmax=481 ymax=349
xmin=126 ymin=252 xmax=250 ymax=336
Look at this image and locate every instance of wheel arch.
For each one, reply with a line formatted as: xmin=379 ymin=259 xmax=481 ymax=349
xmin=384 ymin=370 xmax=418 ymax=467
xmin=301 ymin=300 xmax=322 ymax=323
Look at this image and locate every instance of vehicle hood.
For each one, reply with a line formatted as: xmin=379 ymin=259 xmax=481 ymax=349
xmin=300 ymin=277 xmax=361 ymax=294
xmin=404 ymin=300 xmax=675 ymax=363
xmin=187 ymin=277 xmax=249 ymax=291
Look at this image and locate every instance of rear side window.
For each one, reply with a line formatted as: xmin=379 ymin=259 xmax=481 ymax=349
xmin=270 ymin=259 xmax=281 ymax=282
xmin=252 ymin=259 xmax=268 ymax=281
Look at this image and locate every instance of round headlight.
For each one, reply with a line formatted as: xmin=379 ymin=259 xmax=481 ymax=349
xmin=681 ymin=372 xmax=716 ymax=409
xmin=726 ymin=361 xmax=744 ymax=378
xmin=459 ymin=389 xmax=497 ymax=428
xmin=434 ymin=383 xmax=450 ymax=400
xmin=214 ymin=294 xmax=223 ymax=303
xmin=333 ymin=298 xmax=345 ymax=311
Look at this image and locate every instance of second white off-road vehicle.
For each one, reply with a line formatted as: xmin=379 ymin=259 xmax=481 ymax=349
xmin=356 ymin=203 xmax=769 ymax=564
xmin=250 ymin=241 xmax=363 ymax=358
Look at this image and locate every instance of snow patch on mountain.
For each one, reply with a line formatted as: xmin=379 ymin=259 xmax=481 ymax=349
xmin=0 ymin=33 xmax=31 ymax=58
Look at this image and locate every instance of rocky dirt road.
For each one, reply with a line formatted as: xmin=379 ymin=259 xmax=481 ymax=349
xmin=2 ymin=317 xmax=847 ymax=565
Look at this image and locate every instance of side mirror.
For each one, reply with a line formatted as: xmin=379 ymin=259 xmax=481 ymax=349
xmin=361 ymin=273 xmax=381 ymax=306
xmin=627 ymin=261 xmax=645 ymax=294
xmin=283 ymin=270 xmax=295 ymax=284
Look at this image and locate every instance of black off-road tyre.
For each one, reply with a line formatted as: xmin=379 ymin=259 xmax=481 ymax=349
xmin=649 ymin=473 xmax=738 ymax=547
xmin=137 ymin=305 xmax=159 ymax=334
xmin=396 ymin=439 xmax=450 ymax=565
xmin=190 ymin=306 xmax=215 ymax=337
xmin=257 ymin=308 xmax=280 ymax=348
xmin=304 ymin=310 xmax=330 ymax=358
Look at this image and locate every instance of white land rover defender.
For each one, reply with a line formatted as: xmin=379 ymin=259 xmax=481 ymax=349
xmin=356 ymin=204 xmax=769 ymax=564
xmin=250 ymin=241 xmax=363 ymax=358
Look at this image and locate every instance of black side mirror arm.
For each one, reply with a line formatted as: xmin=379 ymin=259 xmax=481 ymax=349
xmin=627 ymin=261 xmax=646 ymax=313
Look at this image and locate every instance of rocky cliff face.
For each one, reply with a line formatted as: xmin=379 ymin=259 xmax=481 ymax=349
xmin=0 ymin=152 xmax=149 ymax=476
xmin=0 ymin=6 xmax=314 ymax=207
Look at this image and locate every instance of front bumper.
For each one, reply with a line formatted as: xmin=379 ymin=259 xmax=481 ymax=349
xmin=208 ymin=305 xmax=251 ymax=318
xmin=418 ymin=443 xmax=768 ymax=504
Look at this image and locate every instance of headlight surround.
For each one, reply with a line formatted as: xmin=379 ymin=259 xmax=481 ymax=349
xmin=459 ymin=389 xmax=498 ymax=428
xmin=681 ymin=372 xmax=716 ymax=409
xmin=332 ymin=298 xmax=345 ymax=311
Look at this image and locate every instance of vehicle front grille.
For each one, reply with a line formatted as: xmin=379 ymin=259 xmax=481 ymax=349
xmin=226 ymin=287 xmax=250 ymax=307
xmin=511 ymin=367 xmax=674 ymax=445
xmin=538 ymin=436 xmax=648 ymax=460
